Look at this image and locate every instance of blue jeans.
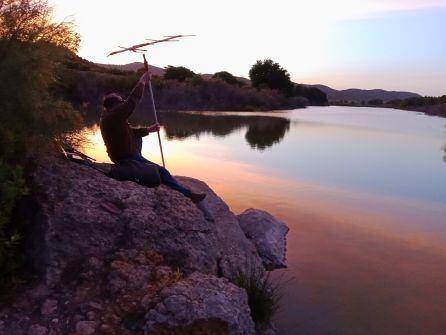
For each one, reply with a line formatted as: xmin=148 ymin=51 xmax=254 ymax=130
xmin=123 ymin=153 xmax=192 ymax=197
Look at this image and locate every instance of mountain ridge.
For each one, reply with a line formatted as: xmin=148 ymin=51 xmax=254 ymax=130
xmin=310 ymin=84 xmax=421 ymax=102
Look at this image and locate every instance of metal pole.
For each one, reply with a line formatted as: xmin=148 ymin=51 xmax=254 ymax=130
xmin=144 ymin=54 xmax=165 ymax=167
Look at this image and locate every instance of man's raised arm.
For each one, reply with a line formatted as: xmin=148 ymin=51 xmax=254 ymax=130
xmin=120 ymin=72 xmax=148 ymax=116
xmin=120 ymin=56 xmax=151 ymax=118
xmin=104 ymin=71 xmax=148 ymax=122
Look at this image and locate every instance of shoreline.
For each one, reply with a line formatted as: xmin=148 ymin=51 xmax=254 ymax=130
xmin=330 ymin=102 xmax=446 ymax=118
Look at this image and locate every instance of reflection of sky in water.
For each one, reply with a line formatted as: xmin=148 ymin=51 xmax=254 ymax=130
xmin=152 ymin=106 xmax=446 ymax=204
xmin=230 ymin=112 xmax=446 ymax=204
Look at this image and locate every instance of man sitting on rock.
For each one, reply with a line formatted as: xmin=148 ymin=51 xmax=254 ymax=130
xmin=100 ymin=60 xmax=206 ymax=203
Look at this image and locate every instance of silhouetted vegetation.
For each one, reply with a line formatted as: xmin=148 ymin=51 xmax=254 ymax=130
xmin=368 ymin=99 xmax=384 ymax=106
xmin=0 ymin=0 xmax=82 ymax=288
xmin=397 ymin=95 xmax=446 ymax=117
xmin=399 ymin=95 xmax=446 ymax=108
xmin=332 ymin=94 xmax=446 ymax=117
xmin=54 ymin=62 xmax=310 ymax=113
xmin=249 ymin=59 xmax=294 ymax=96
xmin=163 ymin=65 xmax=197 ymax=82
xmin=212 ymin=71 xmax=244 ymax=86
xmin=294 ymin=84 xmax=328 ymax=106
xmin=249 ymin=59 xmax=328 ymax=105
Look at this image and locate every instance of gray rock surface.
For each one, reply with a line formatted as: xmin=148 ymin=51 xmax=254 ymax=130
xmin=237 ymin=209 xmax=289 ymax=270
xmin=31 ymin=157 xmax=263 ymax=286
xmin=145 ymin=272 xmax=255 ymax=335
xmin=0 ymin=156 xmax=287 ymax=335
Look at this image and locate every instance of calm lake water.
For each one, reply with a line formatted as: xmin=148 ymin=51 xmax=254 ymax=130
xmin=84 ymin=106 xmax=446 ymax=335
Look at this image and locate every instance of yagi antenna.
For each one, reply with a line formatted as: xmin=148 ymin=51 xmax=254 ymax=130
xmin=107 ymin=34 xmax=195 ymax=57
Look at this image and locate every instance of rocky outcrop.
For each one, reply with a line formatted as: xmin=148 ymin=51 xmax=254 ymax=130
xmin=237 ymin=209 xmax=289 ymax=270
xmin=145 ymin=272 xmax=255 ymax=335
xmin=0 ymin=156 xmax=287 ymax=335
xmin=31 ymin=157 xmax=263 ymax=286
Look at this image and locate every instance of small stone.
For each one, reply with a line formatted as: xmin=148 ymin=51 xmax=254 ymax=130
xmin=41 ymin=299 xmax=58 ymax=316
xmin=27 ymin=324 xmax=48 ymax=335
xmin=50 ymin=319 xmax=59 ymax=324
xmin=75 ymin=321 xmax=97 ymax=335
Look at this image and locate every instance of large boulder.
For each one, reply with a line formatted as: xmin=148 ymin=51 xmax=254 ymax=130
xmin=29 ymin=156 xmax=263 ymax=286
xmin=237 ymin=209 xmax=289 ymax=270
xmin=145 ymin=272 xmax=255 ymax=335
xmin=0 ymin=156 xmax=288 ymax=335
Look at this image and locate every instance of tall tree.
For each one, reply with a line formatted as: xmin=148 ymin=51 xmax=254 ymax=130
xmin=249 ymin=59 xmax=293 ymax=96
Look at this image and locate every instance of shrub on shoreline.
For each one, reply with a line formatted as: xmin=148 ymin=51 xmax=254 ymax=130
xmin=234 ymin=270 xmax=280 ymax=329
xmin=0 ymin=0 xmax=83 ymax=288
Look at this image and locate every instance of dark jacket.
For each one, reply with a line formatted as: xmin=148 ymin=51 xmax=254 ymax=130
xmin=100 ymin=82 xmax=149 ymax=163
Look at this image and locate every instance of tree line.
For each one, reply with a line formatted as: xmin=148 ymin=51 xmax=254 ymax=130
xmin=332 ymin=95 xmax=446 ymax=117
xmin=56 ymin=56 xmax=328 ymax=114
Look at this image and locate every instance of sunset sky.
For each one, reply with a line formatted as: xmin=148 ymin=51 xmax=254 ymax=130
xmin=51 ymin=0 xmax=446 ymax=95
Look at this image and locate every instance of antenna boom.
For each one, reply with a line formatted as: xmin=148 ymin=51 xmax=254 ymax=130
xmin=108 ymin=34 xmax=194 ymax=57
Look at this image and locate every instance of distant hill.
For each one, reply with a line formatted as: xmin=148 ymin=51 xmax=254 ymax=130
xmin=310 ymin=84 xmax=421 ymax=103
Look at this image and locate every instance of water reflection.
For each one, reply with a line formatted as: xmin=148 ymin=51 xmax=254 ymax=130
xmin=158 ymin=112 xmax=290 ymax=151
xmin=79 ymin=103 xmax=291 ymax=151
